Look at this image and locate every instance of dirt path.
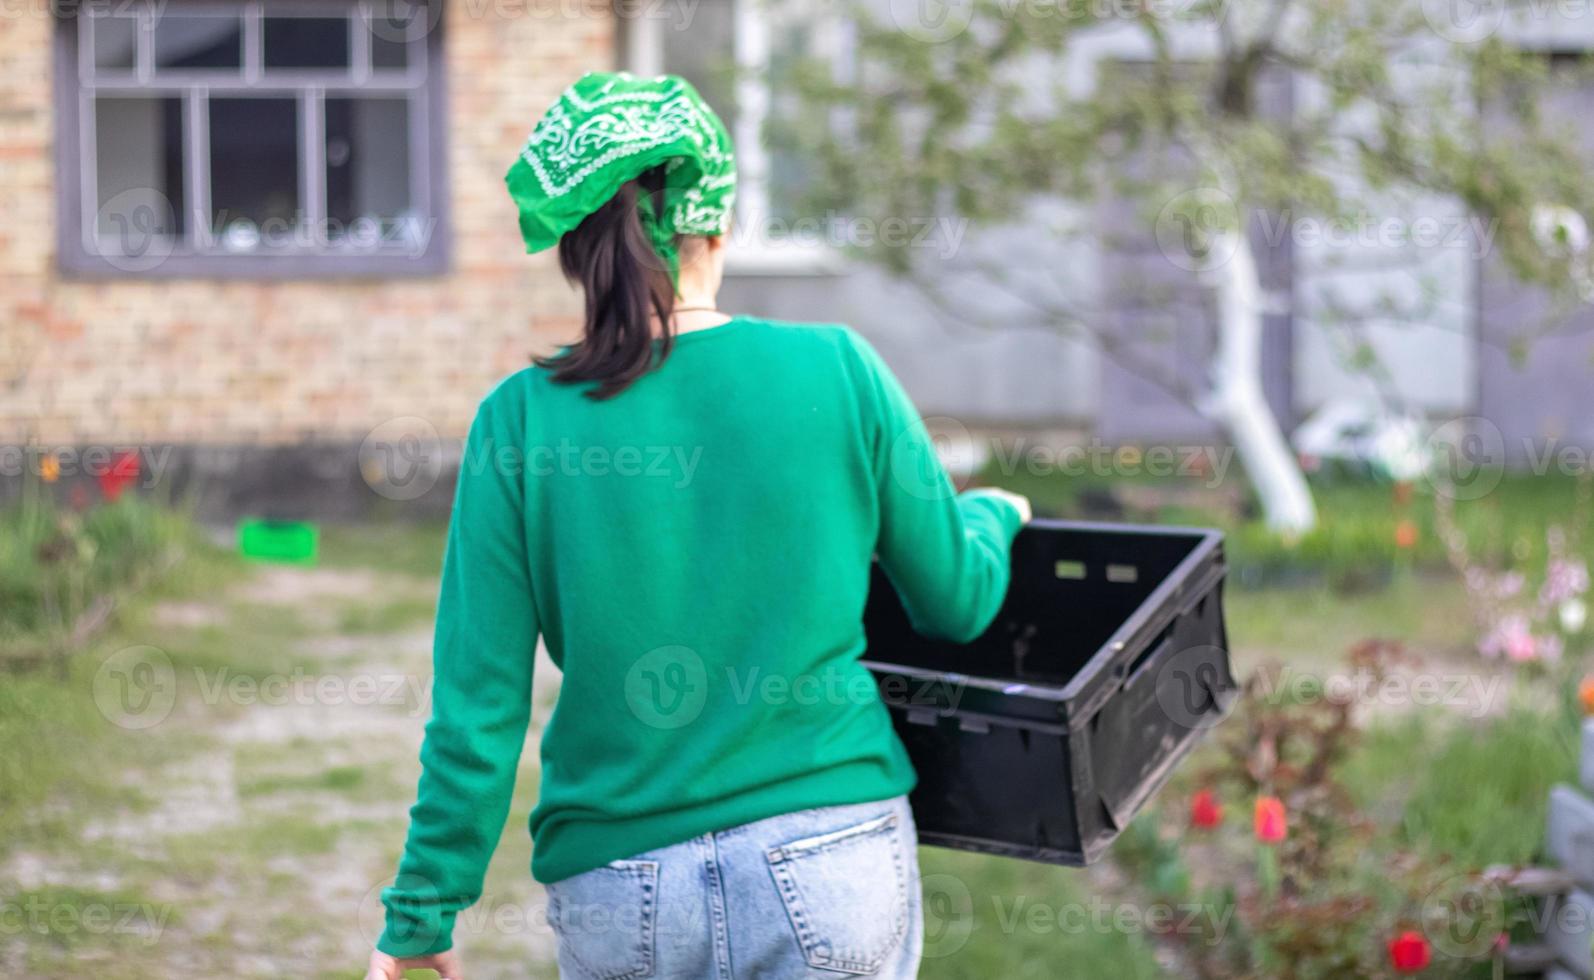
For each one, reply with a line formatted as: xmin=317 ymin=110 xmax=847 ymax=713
xmin=2 ymin=561 xmax=562 ymax=979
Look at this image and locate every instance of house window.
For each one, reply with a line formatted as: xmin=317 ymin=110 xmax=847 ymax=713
xmin=57 ymin=0 xmax=447 ymax=278
xmin=625 ymin=1 xmax=842 ymax=274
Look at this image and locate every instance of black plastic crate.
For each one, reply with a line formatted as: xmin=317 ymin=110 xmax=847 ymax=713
xmin=862 ymin=519 xmax=1235 ymax=866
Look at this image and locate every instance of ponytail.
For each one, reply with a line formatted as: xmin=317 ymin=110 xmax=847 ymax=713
xmin=539 ymin=166 xmax=677 ymax=399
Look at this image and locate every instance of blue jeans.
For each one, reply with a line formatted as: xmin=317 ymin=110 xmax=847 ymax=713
xmin=544 ymin=795 xmax=923 ymax=979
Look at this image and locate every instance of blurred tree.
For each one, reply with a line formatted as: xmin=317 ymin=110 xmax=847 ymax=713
xmin=782 ymin=0 xmax=1594 ymax=532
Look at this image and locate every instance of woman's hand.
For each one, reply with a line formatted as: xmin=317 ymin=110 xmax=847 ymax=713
xmin=366 ymin=947 xmax=463 ymax=980
xmin=983 ymin=488 xmax=1033 ymax=524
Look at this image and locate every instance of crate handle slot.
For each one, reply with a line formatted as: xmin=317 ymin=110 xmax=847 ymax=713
xmin=1054 ymin=560 xmax=1087 ymax=580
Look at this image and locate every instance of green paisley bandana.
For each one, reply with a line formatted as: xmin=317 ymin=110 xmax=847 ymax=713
xmin=506 ymin=72 xmax=737 ymax=287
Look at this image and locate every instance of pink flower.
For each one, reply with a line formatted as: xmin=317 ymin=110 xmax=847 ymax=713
xmin=1542 ymin=559 xmax=1590 ymax=605
xmin=1481 ymin=615 xmax=1537 ymax=661
xmin=1254 ymin=796 xmax=1287 ymax=843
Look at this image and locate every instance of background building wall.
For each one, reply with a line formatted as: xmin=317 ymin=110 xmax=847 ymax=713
xmin=0 ymin=0 xmax=611 ymax=448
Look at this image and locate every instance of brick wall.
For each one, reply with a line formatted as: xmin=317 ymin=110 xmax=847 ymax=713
xmin=0 ymin=0 xmax=613 ymax=448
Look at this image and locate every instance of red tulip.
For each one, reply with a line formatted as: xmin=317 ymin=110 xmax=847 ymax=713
xmin=1189 ymin=789 xmax=1223 ymax=829
xmin=1387 ymin=930 xmax=1431 ymax=973
xmin=98 ymin=450 xmax=140 ymax=502
xmin=1254 ymin=796 xmax=1287 ymax=843
xmin=1395 ymin=519 xmax=1419 ymax=550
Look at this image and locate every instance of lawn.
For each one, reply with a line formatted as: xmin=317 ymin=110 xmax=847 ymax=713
xmin=0 ymin=469 xmax=1585 ymax=977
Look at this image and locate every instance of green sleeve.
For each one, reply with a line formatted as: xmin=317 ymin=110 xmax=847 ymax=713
xmin=378 ymin=391 xmax=539 ymax=957
xmin=847 ymin=331 xmax=1024 ymax=643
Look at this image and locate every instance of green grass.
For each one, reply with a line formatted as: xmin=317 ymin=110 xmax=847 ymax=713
xmin=0 ymin=493 xmax=219 ymax=652
xmin=984 ymin=465 xmax=1592 ymax=593
xmin=237 ymin=764 xmax=371 ymax=799
xmin=316 ymin=520 xmax=448 ymax=579
xmin=916 ymin=849 xmax=1169 ymax=979
xmin=1396 ymin=707 xmax=1578 ymax=866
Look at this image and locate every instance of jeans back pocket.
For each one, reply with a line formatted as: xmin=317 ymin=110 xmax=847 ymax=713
xmin=765 ymin=811 xmax=909 ymax=975
xmin=545 ymin=859 xmax=658 ymax=980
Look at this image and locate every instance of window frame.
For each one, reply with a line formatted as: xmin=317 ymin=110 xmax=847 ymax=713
xmin=54 ymin=0 xmax=450 ymax=279
xmin=623 ymin=1 xmax=844 ymax=277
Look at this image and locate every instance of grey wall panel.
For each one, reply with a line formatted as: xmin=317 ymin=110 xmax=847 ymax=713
xmin=1478 ymin=69 xmax=1594 ymax=464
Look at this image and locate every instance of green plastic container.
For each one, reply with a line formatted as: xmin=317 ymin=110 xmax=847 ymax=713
xmin=238 ymin=519 xmax=319 ymax=565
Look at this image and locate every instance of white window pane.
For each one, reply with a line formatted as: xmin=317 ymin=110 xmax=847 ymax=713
xmin=94 ymin=96 xmax=186 ymax=242
xmin=92 ymin=14 xmax=138 ymax=71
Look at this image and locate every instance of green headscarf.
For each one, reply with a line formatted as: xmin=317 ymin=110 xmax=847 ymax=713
xmin=506 ymin=72 xmax=737 ymax=287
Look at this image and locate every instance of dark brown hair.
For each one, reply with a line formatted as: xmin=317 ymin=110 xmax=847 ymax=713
xmin=538 ymin=166 xmax=677 ymax=399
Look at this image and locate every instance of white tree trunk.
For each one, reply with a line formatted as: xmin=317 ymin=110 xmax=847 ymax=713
xmin=1201 ymin=229 xmax=1318 ymax=534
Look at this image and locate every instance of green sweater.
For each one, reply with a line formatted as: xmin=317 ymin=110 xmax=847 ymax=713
xmin=379 ymin=317 xmax=1023 ymax=956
